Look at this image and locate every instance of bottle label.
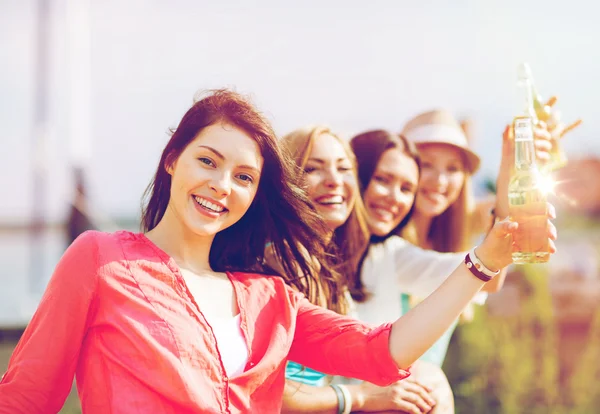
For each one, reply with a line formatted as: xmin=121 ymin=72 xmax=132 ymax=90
xmin=514 ymin=118 xmax=534 ymax=142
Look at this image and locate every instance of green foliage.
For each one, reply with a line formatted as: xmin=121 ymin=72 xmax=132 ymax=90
xmin=445 ymin=264 xmax=600 ymax=414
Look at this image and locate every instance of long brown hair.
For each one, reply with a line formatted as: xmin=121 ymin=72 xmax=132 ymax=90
xmin=281 ymin=126 xmax=370 ymax=314
xmin=348 ymin=129 xmax=421 ymax=301
xmin=350 ymin=130 xmax=421 ymax=241
xmin=141 ymin=89 xmax=336 ymax=305
xmin=399 ymin=109 xmax=478 ymax=253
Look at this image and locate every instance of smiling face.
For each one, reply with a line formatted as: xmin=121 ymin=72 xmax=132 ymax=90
xmin=362 ymin=147 xmax=420 ymax=237
xmin=165 ymin=122 xmax=264 ymax=238
xmin=303 ymin=133 xmax=358 ymax=231
xmin=415 ymin=143 xmax=467 ymax=218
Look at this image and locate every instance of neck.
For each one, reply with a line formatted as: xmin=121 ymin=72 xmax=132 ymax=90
xmin=145 ymin=204 xmax=215 ymax=274
xmin=412 ymin=211 xmax=433 ymax=248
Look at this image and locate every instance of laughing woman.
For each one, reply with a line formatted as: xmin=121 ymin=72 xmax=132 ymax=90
xmin=0 ymin=91 xmax=548 ymax=414
xmin=279 ymin=126 xmax=443 ymax=414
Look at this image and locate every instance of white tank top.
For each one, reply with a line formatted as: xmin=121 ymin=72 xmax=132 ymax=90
xmin=205 ymin=314 xmax=249 ymax=378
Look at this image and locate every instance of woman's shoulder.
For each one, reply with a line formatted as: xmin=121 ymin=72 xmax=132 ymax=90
xmin=68 ymin=230 xmax=146 ymax=263
xmin=52 ymin=231 xmax=137 ymax=288
xmin=70 ymin=229 xmax=137 ymax=248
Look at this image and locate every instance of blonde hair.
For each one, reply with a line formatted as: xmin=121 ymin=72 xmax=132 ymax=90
xmin=402 ymin=156 xmax=477 ymax=253
xmin=281 ymin=126 xmax=371 ymax=313
xmin=401 ymin=153 xmax=479 ymax=324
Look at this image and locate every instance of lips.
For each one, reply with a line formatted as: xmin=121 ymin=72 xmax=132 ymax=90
xmin=314 ymin=194 xmax=345 ymax=206
xmin=369 ymin=203 xmax=397 ymax=222
xmin=192 ymin=195 xmax=228 ymax=216
xmin=421 ymin=190 xmax=447 ymax=204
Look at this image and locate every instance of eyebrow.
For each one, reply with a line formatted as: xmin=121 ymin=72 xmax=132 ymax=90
xmin=198 ymin=145 xmax=262 ymax=174
xmin=198 ymin=145 xmax=225 ymax=159
xmin=378 ymin=169 xmax=418 ymax=185
xmin=306 ymin=157 xmax=351 ymax=164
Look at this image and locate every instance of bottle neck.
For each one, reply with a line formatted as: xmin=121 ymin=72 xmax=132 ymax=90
xmin=516 ymin=65 xmax=537 ymax=123
xmin=514 ymin=117 xmax=537 ymax=171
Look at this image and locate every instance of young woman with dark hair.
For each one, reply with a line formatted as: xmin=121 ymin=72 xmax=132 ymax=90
xmin=349 ymin=127 xmax=512 ymax=326
xmin=0 ymin=91 xmax=540 ymax=414
xmin=345 ymin=124 xmax=555 ymax=412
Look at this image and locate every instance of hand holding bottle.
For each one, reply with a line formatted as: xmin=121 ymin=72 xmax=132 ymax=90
xmin=474 ymin=208 xmax=557 ymax=272
xmin=500 ymin=123 xmax=553 ymax=168
xmin=495 ymin=123 xmax=553 ymax=219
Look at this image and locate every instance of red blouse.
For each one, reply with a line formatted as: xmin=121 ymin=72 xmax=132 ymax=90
xmin=0 ymin=231 xmax=409 ymax=413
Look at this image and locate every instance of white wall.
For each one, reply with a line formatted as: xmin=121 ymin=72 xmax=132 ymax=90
xmin=1 ymin=0 xmax=598 ymax=223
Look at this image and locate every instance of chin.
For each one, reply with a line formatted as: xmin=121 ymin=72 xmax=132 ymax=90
xmin=322 ymin=210 xmax=349 ymax=226
xmin=369 ymin=222 xmax=392 ymax=238
xmin=185 ymin=219 xmax=225 ymax=237
xmin=419 ymin=203 xmax=446 ymax=218
xmin=190 ymin=227 xmax=220 ymax=237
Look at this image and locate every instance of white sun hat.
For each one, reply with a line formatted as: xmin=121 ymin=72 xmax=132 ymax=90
xmin=401 ymin=109 xmax=481 ymax=174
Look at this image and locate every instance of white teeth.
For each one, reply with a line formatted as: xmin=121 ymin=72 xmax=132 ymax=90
xmin=425 ymin=192 xmax=445 ymax=202
xmin=318 ymin=195 xmax=343 ymax=204
xmin=373 ymin=207 xmax=394 ymax=221
xmin=193 ymin=196 xmax=224 ymax=213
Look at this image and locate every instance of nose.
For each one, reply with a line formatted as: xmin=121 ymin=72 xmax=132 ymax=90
xmin=387 ymin=185 xmax=407 ymax=208
xmin=323 ymin=167 xmax=343 ymax=188
xmin=209 ymin=171 xmax=232 ymax=197
xmin=427 ymin=168 xmax=448 ymax=191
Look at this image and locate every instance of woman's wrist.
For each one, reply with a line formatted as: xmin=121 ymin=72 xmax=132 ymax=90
xmin=473 ymin=246 xmax=502 ymax=273
xmin=330 ymin=384 xmax=353 ymax=414
xmin=346 ymin=384 xmax=365 ymax=411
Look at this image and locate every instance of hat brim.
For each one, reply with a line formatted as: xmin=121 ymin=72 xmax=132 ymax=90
xmin=415 ymin=141 xmax=481 ymax=174
xmin=403 ymin=123 xmax=481 ymax=174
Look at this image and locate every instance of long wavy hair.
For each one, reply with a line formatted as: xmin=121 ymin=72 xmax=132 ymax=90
xmin=350 ymin=130 xmax=421 ymax=241
xmin=141 ymin=89 xmax=335 ymax=304
xmin=400 ymin=110 xmax=477 ymax=253
xmin=281 ymin=126 xmax=370 ymax=313
xmin=409 ymin=174 xmax=474 ymax=253
xmin=349 ymin=129 xmax=421 ymax=301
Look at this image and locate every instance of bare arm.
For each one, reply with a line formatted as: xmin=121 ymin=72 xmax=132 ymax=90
xmin=388 ymin=219 xmax=542 ymax=369
xmin=282 ymin=379 xmax=436 ymax=414
xmin=282 ymin=380 xmax=338 ymax=414
xmin=290 ymin=218 xmax=555 ymax=378
xmin=483 ymin=267 xmax=507 ymax=293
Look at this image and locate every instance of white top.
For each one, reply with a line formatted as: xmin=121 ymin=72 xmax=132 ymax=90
xmin=204 ymin=314 xmax=249 ymax=378
xmin=354 ymin=235 xmax=487 ymax=326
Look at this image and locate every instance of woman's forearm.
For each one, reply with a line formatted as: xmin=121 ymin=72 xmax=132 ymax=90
xmin=389 ymin=261 xmax=486 ymax=369
xmin=282 ymin=380 xmax=338 ymax=414
xmin=482 ymin=267 xmax=507 ymax=293
xmin=282 ymin=380 xmax=365 ymax=413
